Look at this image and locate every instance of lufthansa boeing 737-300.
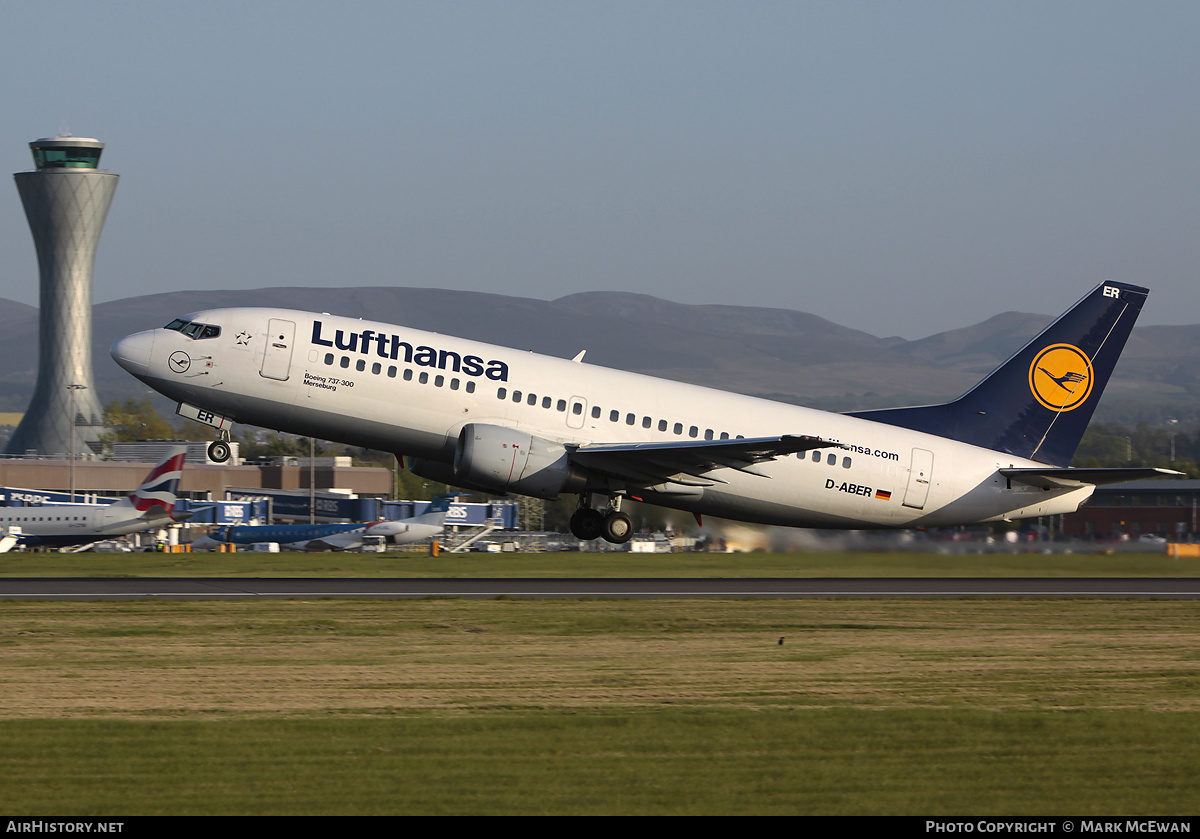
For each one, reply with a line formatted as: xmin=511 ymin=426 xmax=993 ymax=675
xmin=110 ymin=282 xmax=1180 ymax=544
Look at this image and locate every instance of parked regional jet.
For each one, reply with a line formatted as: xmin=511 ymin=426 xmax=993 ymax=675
xmin=0 ymin=446 xmax=190 ymax=550
xmin=191 ymin=493 xmax=457 ymax=551
xmin=111 ymin=282 xmax=1179 ymax=544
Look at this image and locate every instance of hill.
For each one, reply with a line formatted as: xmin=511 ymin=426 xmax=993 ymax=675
xmin=1 ymin=287 xmax=1196 ymax=423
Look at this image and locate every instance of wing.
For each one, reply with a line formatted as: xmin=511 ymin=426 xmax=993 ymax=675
xmin=567 ymin=434 xmax=839 ymax=489
xmin=999 ymin=466 xmax=1184 ymax=490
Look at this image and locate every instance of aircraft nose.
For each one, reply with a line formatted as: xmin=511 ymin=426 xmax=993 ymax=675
xmin=110 ymin=330 xmax=156 ymax=377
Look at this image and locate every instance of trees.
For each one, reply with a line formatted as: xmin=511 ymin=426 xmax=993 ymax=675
xmin=101 ymin=397 xmax=175 ymax=445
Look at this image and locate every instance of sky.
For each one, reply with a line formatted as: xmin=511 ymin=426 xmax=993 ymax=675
xmin=0 ymin=1 xmax=1195 ymax=340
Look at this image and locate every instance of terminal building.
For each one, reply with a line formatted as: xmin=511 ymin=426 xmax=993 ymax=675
xmin=1060 ymin=480 xmax=1200 ymax=541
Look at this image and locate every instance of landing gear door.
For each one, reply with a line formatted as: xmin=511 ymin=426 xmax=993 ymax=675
xmin=260 ymin=319 xmax=296 ymax=381
xmin=902 ymin=448 xmax=934 ymax=510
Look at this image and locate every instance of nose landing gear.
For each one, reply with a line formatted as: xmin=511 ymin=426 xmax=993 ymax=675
xmin=207 ymin=430 xmax=232 ymax=463
xmin=569 ymin=494 xmax=633 ymax=544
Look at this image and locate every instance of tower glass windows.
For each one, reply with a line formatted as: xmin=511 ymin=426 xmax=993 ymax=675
xmin=31 ymin=145 xmax=103 ymax=170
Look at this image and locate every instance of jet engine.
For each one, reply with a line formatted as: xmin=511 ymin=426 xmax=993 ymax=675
xmin=409 ymin=423 xmax=587 ymax=500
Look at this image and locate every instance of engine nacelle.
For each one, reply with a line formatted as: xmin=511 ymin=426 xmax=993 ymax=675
xmin=452 ymin=423 xmax=586 ymax=500
xmin=406 ymin=457 xmax=502 ymax=496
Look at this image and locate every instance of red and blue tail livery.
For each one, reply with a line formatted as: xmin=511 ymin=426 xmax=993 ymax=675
xmin=129 ymin=447 xmax=187 ymax=514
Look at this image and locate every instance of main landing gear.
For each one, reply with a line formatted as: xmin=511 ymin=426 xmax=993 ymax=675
xmin=569 ymin=494 xmax=633 ymax=544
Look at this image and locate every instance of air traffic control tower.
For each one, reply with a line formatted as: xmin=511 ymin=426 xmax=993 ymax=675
xmin=6 ymin=136 xmax=117 ymax=458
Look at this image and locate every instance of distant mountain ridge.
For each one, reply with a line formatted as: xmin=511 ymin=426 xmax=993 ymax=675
xmin=0 ymin=286 xmax=1196 ymax=420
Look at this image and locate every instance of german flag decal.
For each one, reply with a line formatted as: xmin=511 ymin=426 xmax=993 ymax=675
xmin=874 ymin=489 xmax=892 ymax=501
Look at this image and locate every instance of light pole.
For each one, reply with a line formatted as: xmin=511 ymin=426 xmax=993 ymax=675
xmin=66 ymin=384 xmax=86 ymax=502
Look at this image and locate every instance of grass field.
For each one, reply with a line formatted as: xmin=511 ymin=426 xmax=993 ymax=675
xmin=1 ymin=576 xmax=1199 ymax=815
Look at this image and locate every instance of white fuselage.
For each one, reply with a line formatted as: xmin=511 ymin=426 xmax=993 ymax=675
xmin=0 ymin=500 xmax=174 ymax=548
xmin=114 ymin=308 xmax=1095 ymax=529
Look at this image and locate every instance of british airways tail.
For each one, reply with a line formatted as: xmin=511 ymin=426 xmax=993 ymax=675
xmin=849 ymin=282 xmax=1147 ymax=467
xmin=115 ymin=446 xmax=188 ymax=518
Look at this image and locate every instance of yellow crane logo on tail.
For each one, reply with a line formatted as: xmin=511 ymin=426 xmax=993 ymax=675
xmin=1029 ymin=343 xmax=1094 ymax=412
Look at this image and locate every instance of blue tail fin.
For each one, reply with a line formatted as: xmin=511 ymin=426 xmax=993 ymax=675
xmin=414 ymin=493 xmax=458 ymax=525
xmin=848 ymin=282 xmax=1148 ymax=466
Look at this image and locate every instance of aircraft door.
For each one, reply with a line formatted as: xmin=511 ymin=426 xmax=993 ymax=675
xmin=567 ymin=397 xmax=587 ymax=429
xmin=902 ymin=448 xmax=934 ymax=510
xmin=260 ymin=319 xmax=296 ymax=381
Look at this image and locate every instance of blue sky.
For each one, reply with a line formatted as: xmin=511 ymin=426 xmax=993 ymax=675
xmin=0 ymin=1 xmax=1196 ymax=339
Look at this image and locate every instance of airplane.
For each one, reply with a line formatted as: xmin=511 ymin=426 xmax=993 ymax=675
xmin=0 ymin=446 xmax=190 ymax=550
xmin=190 ymin=492 xmax=457 ymax=551
xmin=110 ymin=281 xmax=1181 ymax=545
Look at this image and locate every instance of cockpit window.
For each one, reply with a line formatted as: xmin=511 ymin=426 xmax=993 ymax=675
xmin=164 ymin=319 xmax=220 ymax=339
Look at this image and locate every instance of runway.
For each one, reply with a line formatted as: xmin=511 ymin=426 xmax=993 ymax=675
xmin=0 ymin=576 xmax=1199 ymax=600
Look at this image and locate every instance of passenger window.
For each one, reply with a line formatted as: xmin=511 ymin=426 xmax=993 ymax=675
xmin=497 ymin=388 xmax=506 ymax=399
xmin=527 ymin=393 xmax=537 ymax=405
xmin=340 ymin=357 xmax=350 ymax=369
xmin=842 ymin=457 xmax=851 ymax=468
xmin=827 ymin=453 xmax=836 ymax=465
xmin=689 ymin=426 xmax=698 ymax=438
xmin=387 ymin=366 xmax=397 ymax=378
xmin=642 ymin=416 xmax=651 ymax=428
xmin=557 ymin=400 xmax=567 ymax=412
xmin=704 ymin=429 xmax=714 ymax=440
xmin=720 ymin=432 xmax=729 ymax=440
xmin=573 ymin=403 xmax=583 ymax=415
xmin=591 ymin=406 xmax=601 ymax=419
xmin=674 ymin=423 xmax=683 ymax=435
xmin=451 ymin=379 xmax=460 ymax=390
xmin=466 ymin=381 xmax=475 ymax=393
xmin=626 ymin=413 xmax=635 ymax=425
xmin=811 ymin=451 xmax=820 ymax=462
xmin=658 ymin=420 xmax=667 ymax=432
xmin=610 ymin=410 xmax=619 ymax=422
xmin=403 ymin=369 xmax=413 ymax=381
xmin=512 ymin=391 xmax=522 ymax=402
xmin=435 ymin=375 xmax=444 ymax=387
xmin=355 ymin=359 xmax=366 ymax=372
xmin=371 ymin=362 xmax=381 ymax=375
xmin=544 ymin=397 xmax=552 ymax=409
xmin=419 ymin=372 xmax=429 ymax=384
xmin=324 ymin=353 xmax=334 ymax=365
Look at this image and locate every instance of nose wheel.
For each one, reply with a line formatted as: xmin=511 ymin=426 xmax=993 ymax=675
xmin=207 ymin=431 xmax=232 ymax=464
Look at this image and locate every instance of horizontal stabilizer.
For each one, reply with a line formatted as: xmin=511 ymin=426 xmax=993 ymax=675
xmin=999 ymin=466 xmax=1184 ymax=490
